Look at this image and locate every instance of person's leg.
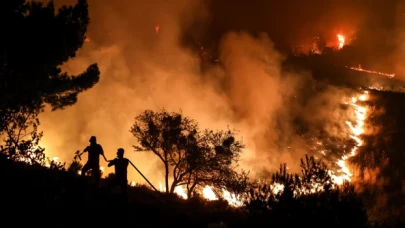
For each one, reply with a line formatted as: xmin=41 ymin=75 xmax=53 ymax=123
xmin=81 ymin=162 xmax=91 ymax=177
xmin=91 ymin=165 xmax=100 ymax=187
xmin=120 ymin=180 xmax=128 ymax=197
xmin=108 ymin=178 xmax=118 ymax=192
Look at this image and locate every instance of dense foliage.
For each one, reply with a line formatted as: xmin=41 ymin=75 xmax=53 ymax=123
xmin=130 ymin=109 xmax=249 ymax=197
xmin=0 ymin=0 xmax=100 ymax=163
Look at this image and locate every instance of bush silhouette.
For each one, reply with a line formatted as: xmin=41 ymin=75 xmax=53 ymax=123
xmin=246 ymin=155 xmax=368 ymax=227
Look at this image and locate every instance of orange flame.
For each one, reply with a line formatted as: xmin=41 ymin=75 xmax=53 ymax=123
xmin=347 ymin=65 xmax=395 ymax=78
xmin=337 ymin=34 xmax=345 ymax=49
xmin=330 ymin=90 xmax=369 ymax=184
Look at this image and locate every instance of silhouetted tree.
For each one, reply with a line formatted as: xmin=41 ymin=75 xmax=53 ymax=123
xmin=247 ymin=164 xmax=297 ymax=212
xmin=130 ymin=109 xmax=248 ymax=196
xmin=0 ymin=108 xmax=45 ymax=164
xmin=0 ymin=0 xmax=99 ymax=157
xmin=180 ymin=129 xmax=249 ymax=198
xmin=130 ymin=109 xmax=192 ymax=193
xmin=298 ymin=154 xmax=333 ymax=194
xmin=250 ymin=155 xmax=333 ymax=205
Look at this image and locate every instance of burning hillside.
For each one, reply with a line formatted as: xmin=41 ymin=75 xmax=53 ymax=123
xmin=21 ymin=86 xmax=374 ymax=207
xmin=1 ymin=1 xmax=404 ymax=218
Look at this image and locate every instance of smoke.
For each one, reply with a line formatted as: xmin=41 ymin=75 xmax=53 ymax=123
xmin=37 ymin=0 xmax=367 ymax=183
xmin=394 ymin=1 xmax=405 ymax=78
xmin=215 ymin=32 xmax=314 ymax=174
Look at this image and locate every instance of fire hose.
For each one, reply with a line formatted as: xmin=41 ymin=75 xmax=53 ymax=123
xmin=127 ymin=160 xmax=168 ymax=204
xmin=128 ymin=160 xmax=160 ymax=194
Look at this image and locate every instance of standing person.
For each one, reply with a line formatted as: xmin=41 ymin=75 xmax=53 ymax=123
xmin=108 ymin=148 xmax=129 ymax=196
xmin=78 ymin=136 xmax=108 ymax=186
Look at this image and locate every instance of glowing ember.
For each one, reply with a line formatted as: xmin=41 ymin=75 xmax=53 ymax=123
xmin=155 ymin=25 xmax=160 ymax=34
xmin=347 ymin=65 xmax=395 ymax=78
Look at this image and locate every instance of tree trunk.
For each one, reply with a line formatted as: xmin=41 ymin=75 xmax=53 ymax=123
xmin=186 ymin=184 xmax=191 ymax=198
xmin=170 ymin=180 xmax=180 ymax=194
xmin=186 ymin=173 xmax=193 ymax=198
xmin=164 ymin=161 xmax=169 ymax=194
xmin=188 ymin=182 xmax=198 ymax=198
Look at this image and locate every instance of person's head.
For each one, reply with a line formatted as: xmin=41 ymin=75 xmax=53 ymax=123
xmin=117 ymin=148 xmax=124 ymax=158
xmin=89 ymin=136 xmax=97 ymax=144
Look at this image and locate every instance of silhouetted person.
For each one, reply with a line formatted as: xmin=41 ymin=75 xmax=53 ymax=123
xmin=108 ymin=148 xmax=129 ymax=196
xmin=79 ymin=136 xmax=108 ymax=186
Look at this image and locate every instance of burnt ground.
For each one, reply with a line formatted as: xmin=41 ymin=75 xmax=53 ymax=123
xmin=353 ymin=89 xmax=405 ymax=221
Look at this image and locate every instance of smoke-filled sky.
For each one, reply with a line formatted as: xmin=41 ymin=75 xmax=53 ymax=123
xmin=38 ymin=0 xmax=404 ymax=183
xmin=187 ymin=0 xmax=397 ymax=50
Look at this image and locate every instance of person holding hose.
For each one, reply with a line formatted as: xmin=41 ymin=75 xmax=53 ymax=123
xmin=108 ymin=148 xmax=129 ymax=196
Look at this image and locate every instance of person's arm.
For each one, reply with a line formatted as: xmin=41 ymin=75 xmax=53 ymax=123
xmin=125 ymin=159 xmax=130 ymax=169
xmin=79 ymin=146 xmax=89 ymax=156
xmin=127 ymin=159 xmax=133 ymax=167
xmin=99 ymin=145 xmax=108 ymax=162
xmin=107 ymin=159 xmax=115 ymax=167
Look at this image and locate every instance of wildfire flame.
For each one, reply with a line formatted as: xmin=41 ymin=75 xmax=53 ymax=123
xmin=202 ymin=186 xmax=217 ymax=201
xmin=32 ymin=90 xmax=371 ymax=207
xmin=347 ymin=65 xmax=395 ymax=78
xmin=330 ymin=90 xmax=369 ymax=185
xmin=158 ymin=182 xmax=244 ymax=207
xmin=254 ymin=90 xmax=369 ymax=200
xmin=12 ymin=88 xmax=370 ymax=207
xmin=337 ymin=34 xmax=345 ymax=49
